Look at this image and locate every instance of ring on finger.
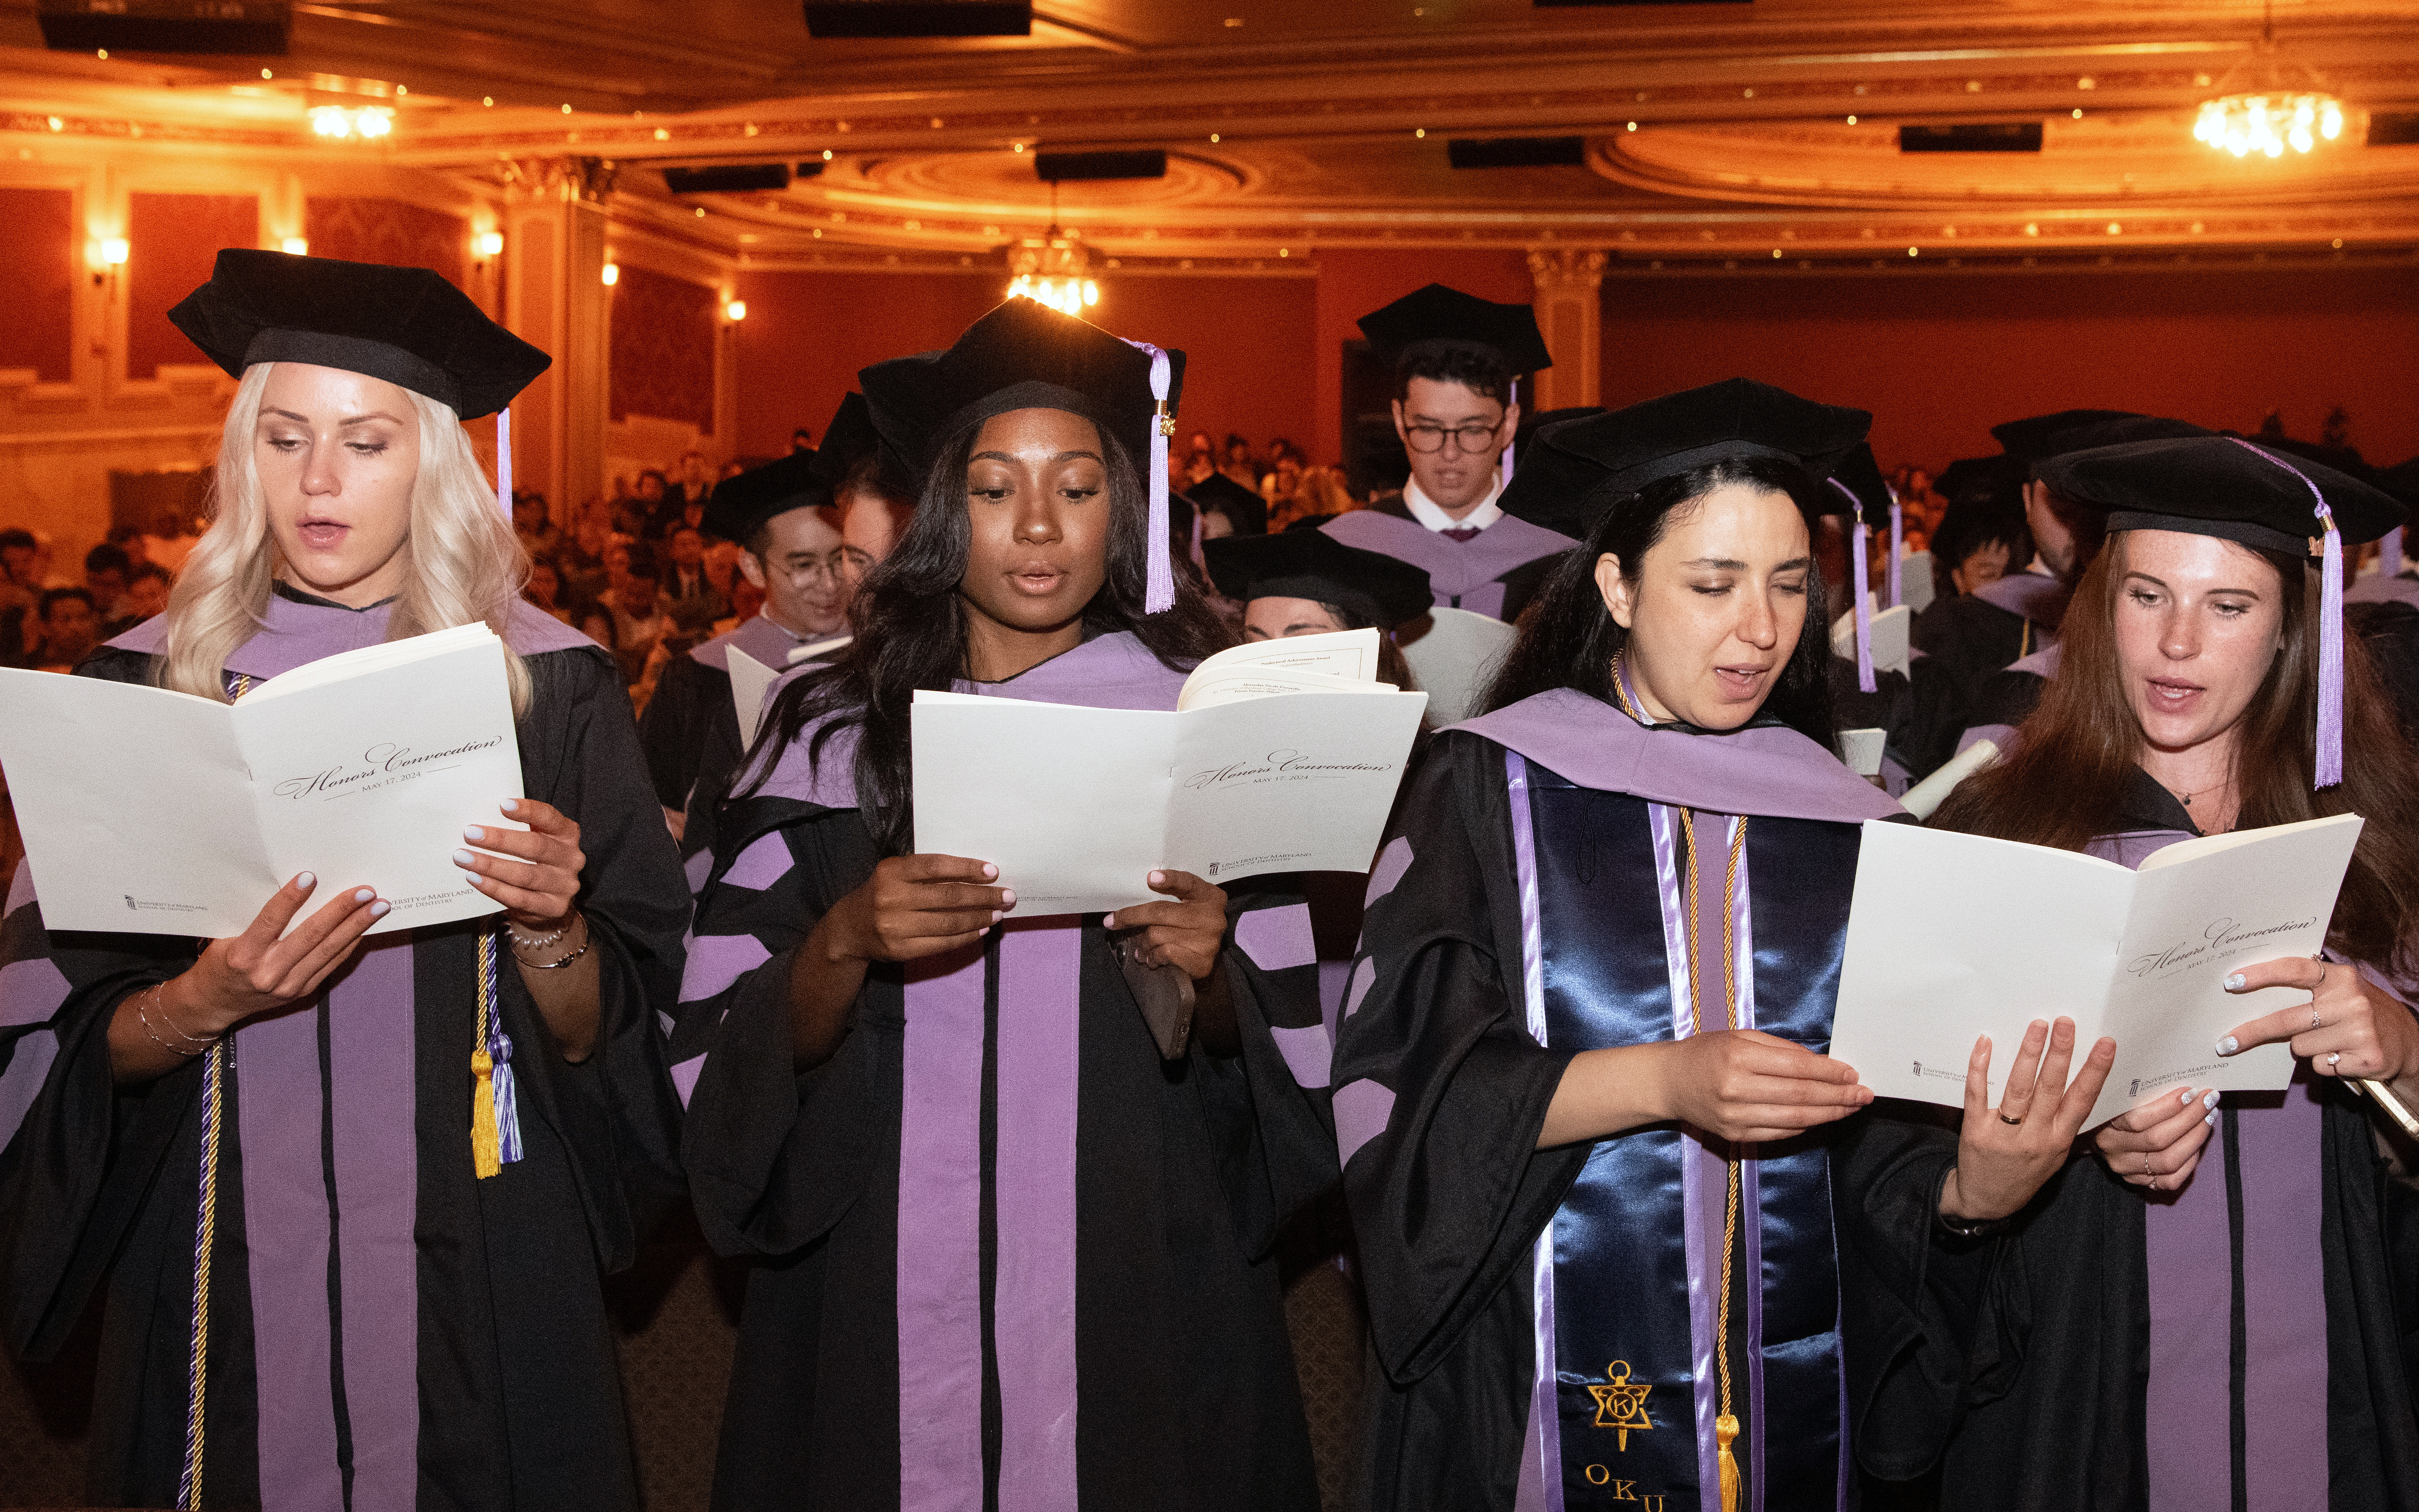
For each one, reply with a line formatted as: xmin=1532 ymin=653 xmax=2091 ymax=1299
xmin=2328 ymin=1052 xmax=2343 ymax=1072
xmin=1998 ymin=1111 xmax=2023 ymax=1126
xmin=2312 ymin=1008 xmax=2325 ymax=1031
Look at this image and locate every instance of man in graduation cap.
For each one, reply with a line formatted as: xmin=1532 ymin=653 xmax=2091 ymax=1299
xmin=1184 ymin=467 xmax=1269 ymax=539
xmin=1321 ymin=284 xmax=1579 ymax=621
xmin=637 ymin=440 xmax=852 ymax=834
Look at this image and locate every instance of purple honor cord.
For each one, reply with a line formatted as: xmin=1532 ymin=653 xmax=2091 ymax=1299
xmin=1502 ymin=375 xmax=1516 ymax=483
xmin=2226 ymin=438 xmax=2343 ymax=788
xmin=1121 ymin=339 xmax=1177 ymax=615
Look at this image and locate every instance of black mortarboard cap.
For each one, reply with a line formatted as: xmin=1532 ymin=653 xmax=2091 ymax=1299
xmin=1356 ymin=284 xmax=1552 ymax=374
xmin=2042 ymin=413 xmax=2214 ymax=456
xmin=2379 ymin=456 xmax=2419 ymax=508
xmin=1991 ymin=409 xmax=2140 ymax=464
xmin=168 ymin=249 xmax=548 ymax=421
xmin=703 ymin=448 xmax=834 ymax=544
xmin=1182 ymin=471 xmax=1267 ymax=536
xmin=1822 ymin=442 xmax=1893 ymax=530
xmin=1499 ymin=378 xmax=1871 ymax=538
xmin=1936 ymin=454 xmax=2025 ymax=508
xmin=858 ymin=297 xmax=1185 ymax=472
xmin=2039 ymin=435 xmax=2405 ymax=554
xmin=1202 ymin=530 xmax=1433 ymax=629
xmin=808 ymin=389 xmax=917 ymax=501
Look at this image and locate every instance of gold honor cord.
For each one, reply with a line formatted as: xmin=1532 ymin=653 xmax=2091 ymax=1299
xmin=1678 ymin=807 xmax=1749 ymax=1512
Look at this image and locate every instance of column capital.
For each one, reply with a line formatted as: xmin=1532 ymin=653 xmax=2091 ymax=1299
xmin=1526 ymin=247 xmax=1607 ymax=291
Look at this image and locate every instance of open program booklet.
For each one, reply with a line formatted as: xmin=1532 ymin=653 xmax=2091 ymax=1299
xmin=911 ymin=628 xmax=1427 ymax=915
xmin=1830 ymin=813 xmax=2364 ymax=1127
xmin=0 ymin=624 xmax=522 ymax=937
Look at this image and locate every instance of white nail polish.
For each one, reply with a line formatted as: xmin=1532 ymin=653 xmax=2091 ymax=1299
xmin=354 ymin=888 xmax=375 ymax=903
xmin=2179 ymin=1089 xmax=2194 ymax=1104
xmin=453 ymin=848 xmax=476 ymax=866
xmin=296 ymin=871 xmax=315 ymax=890
xmin=2216 ymin=1036 xmax=2239 ymax=1056
xmin=2224 ymin=973 xmax=2245 ymax=991
xmin=369 ymin=900 xmax=391 ymax=918
xmin=2203 ymin=1090 xmax=2220 ymax=1109
xmin=501 ymin=799 xmax=520 ymax=812
xmin=2205 ymin=1111 xmax=2218 ymax=1127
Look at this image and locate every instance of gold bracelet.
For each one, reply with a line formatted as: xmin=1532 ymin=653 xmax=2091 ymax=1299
xmin=149 ymin=983 xmax=219 ymax=1051
xmin=137 ymin=985 xmax=214 ymax=1058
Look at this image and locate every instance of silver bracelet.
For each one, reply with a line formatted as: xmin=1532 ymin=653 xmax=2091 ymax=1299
xmin=508 ymin=917 xmax=575 ymax=951
xmin=138 ymin=984 xmax=216 ymax=1057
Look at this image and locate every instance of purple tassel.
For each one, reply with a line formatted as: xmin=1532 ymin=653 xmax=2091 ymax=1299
xmin=1830 ymin=479 xmax=1876 ymax=692
xmin=1887 ymin=487 xmax=1904 ymax=609
xmin=2228 ymin=437 xmax=2342 ymax=788
xmin=2384 ymin=527 xmax=2405 ymax=579
xmin=496 ymin=407 xmax=513 ymax=521
xmin=1502 ymin=375 xmax=1516 ymax=483
xmin=1121 ymin=340 xmax=1175 ymax=614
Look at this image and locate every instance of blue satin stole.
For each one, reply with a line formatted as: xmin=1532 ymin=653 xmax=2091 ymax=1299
xmin=1517 ymin=758 xmax=1863 ymax=1512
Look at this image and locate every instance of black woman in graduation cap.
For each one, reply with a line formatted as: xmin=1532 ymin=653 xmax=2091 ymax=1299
xmin=1333 ymin=378 xmax=1974 ymax=1512
xmin=665 ymin=297 xmax=1334 ymax=1512
xmin=1853 ymin=436 xmax=2419 ymax=1511
xmin=0 ymin=250 xmax=690 ymax=1510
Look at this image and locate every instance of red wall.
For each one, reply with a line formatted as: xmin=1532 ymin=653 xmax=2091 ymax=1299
xmin=1598 ymin=266 xmax=2419 ymax=473
xmin=609 ymin=263 xmax=718 ymax=433
xmin=305 ymin=196 xmax=468 ymax=290
xmin=731 ymin=269 xmax=1320 ymax=468
xmin=0 ymin=188 xmax=74 ymax=383
xmin=127 ymin=192 xmax=258 ymax=379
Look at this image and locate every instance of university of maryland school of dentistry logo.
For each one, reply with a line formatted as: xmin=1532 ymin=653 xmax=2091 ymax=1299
xmin=1588 ymin=1361 xmax=1654 ymax=1450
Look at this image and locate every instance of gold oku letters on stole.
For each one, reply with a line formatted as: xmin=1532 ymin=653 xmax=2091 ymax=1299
xmin=1588 ymin=1360 xmax=1654 ymax=1450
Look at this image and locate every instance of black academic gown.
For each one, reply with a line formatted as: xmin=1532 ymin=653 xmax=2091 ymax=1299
xmin=0 ymin=589 xmax=691 ymax=1512
xmin=1843 ymin=775 xmax=2419 ymax=1512
xmin=668 ymin=632 xmax=1335 ymax=1512
xmin=1335 ymin=693 xmax=1921 ymax=1512
xmin=1909 ymin=594 xmax=2031 ymax=696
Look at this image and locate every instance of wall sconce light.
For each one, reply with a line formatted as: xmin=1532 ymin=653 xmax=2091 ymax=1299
xmin=88 ymin=235 xmax=128 ymax=291
xmin=100 ymin=237 xmax=129 ymax=267
xmin=473 ymin=231 xmax=505 ymax=258
xmin=723 ymin=299 xmax=748 ymax=322
xmin=281 ymin=237 xmax=309 ymax=256
xmin=601 ymin=262 xmax=620 ymax=286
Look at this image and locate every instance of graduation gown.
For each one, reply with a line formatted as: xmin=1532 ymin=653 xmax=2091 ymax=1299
xmin=668 ymin=632 xmax=1337 ymax=1512
xmin=1910 ymin=571 xmax=2066 ymax=708
xmin=1844 ymin=773 xmax=2419 ymax=1512
xmin=1332 ymin=688 xmax=1909 ymax=1512
xmin=1321 ymin=501 xmax=1574 ymax=622
xmin=637 ymin=613 xmax=845 ymax=812
xmin=0 ymin=587 xmax=692 ymax=1511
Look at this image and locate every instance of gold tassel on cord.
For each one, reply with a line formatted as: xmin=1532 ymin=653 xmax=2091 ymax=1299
xmin=470 ymin=932 xmax=501 ymax=1179
xmin=1715 ymin=1412 xmax=1740 ymax=1512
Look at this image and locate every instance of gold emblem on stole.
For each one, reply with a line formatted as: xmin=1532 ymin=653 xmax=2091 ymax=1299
xmin=1588 ymin=1361 xmax=1654 ymax=1450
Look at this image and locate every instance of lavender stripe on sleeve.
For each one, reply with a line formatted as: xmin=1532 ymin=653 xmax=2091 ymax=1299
xmin=0 ymin=956 xmax=69 ymax=1029
xmin=896 ymin=943 xmax=988 ymax=1512
xmin=1269 ymin=1025 xmax=1333 ymax=1089
xmin=1234 ymin=903 xmax=1317 ymax=973
xmin=679 ymin=934 xmax=773 ymax=1004
xmin=1332 ymin=1079 xmax=1396 ymax=1169
xmin=669 ymin=1054 xmax=706 ymax=1108
xmin=683 ymin=848 xmax=714 ymax=894
xmin=325 ymin=938 xmax=419 ymax=1512
xmin=992 ymin=921 xmax=1085 ymax=1512
xmin=0 ymin=1028 xmax=59 ymax=1151
xmin=721 ymin=834 xmax=791 ymax=892
xmin=1365 ymin=837 xmax=1414 ymax=907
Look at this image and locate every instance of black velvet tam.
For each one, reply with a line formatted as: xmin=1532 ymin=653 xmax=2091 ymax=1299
xmin=1203 ymin=529 xmax=1433 ymax=629
xmin=1182 ymin=471 xmax=1269 ymax=535
xmin=857 ymin=297 xmax=1186 ymax=471
xmin=704 ymin=449 xmax=833 ymax=544
xmin=1499 ymin=377 xmax=1868 ymax=538
xmin=1355 ymin=283 xmax=1553 ymax=373
xmin=2039 ymin=434 xmax=2407 ymax=554
xmin=1936 ymin=453 xmax=2025 ymax=508
xmin=807 ymin=391 xmax=885 ymax=488
xmin=1823 ymin=441 xmax=1893 ymax=530
xmin=1988 ymin=408 xmax=2141 ymax=462
xmin=168 ymin=248 xmax=548 ymax=420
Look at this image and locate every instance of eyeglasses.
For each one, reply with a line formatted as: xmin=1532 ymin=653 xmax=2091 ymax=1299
xmin=1403 ymin=421 xmax=1504 ymax=455
xmin=768 ymin=553 xmax=843 ymax=587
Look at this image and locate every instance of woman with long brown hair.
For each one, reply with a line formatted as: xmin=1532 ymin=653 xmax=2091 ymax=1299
xmin=1856 ymin=434 xmax=2419 ymax=1510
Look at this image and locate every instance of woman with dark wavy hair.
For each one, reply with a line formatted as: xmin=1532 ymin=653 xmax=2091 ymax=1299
xmin=1334 ymin=380 xmax=1985 ymax=1512
xmin=1854 ymin=435 xmax=2419 ymax=1511
xmin=665 ymin=299 xmax=1334 ymax=1512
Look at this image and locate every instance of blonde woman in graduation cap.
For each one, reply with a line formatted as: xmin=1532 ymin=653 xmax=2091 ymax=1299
xmin=1854 ymin=435 xmax=2419 ymax=1511
xmin=0 ymin=250 xmax=690 ymax=1511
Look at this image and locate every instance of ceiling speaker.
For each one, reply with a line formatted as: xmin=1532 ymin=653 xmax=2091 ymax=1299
xmin=663 ymin=164 xmax=794 ymax=193
xmin=803 ymin=2 xmax=1031 ymax=37
xmin=37 ymin=0 xmax=291 ymax=53
xmin=1899 ymin=123 xmax=2044 ymax=153
xmin=1033 ymin=149 xmax=1167 ymax=182
xmin=1447 ymin=137 xmax=1587 ymax=168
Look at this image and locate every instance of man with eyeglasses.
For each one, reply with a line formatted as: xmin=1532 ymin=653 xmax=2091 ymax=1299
xmin=1321 ymin=284 xmax=1578 ymax=621
xmin=638 ymin=447 xmax=855 ymax=837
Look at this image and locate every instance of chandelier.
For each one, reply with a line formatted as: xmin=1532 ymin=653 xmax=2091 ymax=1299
xmin=2192 ymin=0 xmax=2349 ymax=158
xmin=1004 ymin=179 xmax=1099 ymax=315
